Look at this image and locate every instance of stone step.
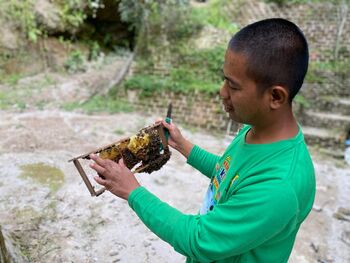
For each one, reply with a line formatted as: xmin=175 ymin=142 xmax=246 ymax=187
xmin=301 ymin=111 xmax=350 ymax=131
xmin=302 ymin=126 xmax=345 ymax=150
xmin=303 ymin=80 xmax=350 ymax=97
xmin=312 ymin=96 xmax=350 ymax=115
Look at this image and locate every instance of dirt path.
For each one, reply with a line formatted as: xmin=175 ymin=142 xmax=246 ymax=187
xmin=0 ymin=73 xmax=349 ymax=262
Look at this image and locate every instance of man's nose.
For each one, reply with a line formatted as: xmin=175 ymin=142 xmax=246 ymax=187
xmin=220 ymin=84 xmax=229 ymax=100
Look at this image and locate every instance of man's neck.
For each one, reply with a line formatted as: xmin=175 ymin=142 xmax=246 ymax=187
xmin=245 ymin=111 xmax=299 ymax=144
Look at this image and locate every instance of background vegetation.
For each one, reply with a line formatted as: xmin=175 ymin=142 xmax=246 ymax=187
xmin=0 ymin=0 xmax=348 ymax=111
xmin=119 ymin=0 xmax=237 ymax=96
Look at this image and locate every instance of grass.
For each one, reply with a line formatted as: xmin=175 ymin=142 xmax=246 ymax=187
xmin=191 ymin=0 xmax=239 ymax=34
xmin=126 ymin=45 xmax=225 ymax=96
xmin=62 ymin=94 xmax=133 ymax=114
xmin=0 ymin=73 xmax=24 ymax=86
xmin=0 ymin=89 xmax=28 ymax=110
xmin=20 ymin=163 xmax=65 ymax=193
xmin=0 ymin=73 xmax=56 ymax=110
xmin=125 ymin=0 xmax=235 ymax=97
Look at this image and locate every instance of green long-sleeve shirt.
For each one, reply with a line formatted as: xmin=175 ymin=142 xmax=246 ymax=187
xmin=128 ymin=125 xmax=315 ymax=262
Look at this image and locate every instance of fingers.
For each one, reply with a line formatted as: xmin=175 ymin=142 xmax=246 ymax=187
xmin=94 ymin=175 xmax=107 ymax=186
xmin=89 ymin=154 xmax=106 ymax=167
xmin=156 ymin=118 xmax=173 ymax=126
xmin=90 ymin=162 xmax=106 ymax=175
xmin=155 ymin=117 xmax=163 ymax=123
xmin=161 ymin=120 xmax=172 ymax=129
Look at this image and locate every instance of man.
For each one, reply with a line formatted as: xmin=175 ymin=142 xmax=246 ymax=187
xmin=90 ymin=18 xmax=316 ymax=262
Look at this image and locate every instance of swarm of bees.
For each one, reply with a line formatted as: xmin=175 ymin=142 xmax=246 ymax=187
xmin=84 ymin=125 xmax=171 ymax=174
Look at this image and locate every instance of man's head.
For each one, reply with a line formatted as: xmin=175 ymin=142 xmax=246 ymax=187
xmin=228 ymin=18 xmax=309 ymax=103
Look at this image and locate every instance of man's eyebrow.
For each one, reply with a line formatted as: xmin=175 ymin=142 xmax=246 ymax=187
xmin=223 ymin=75 xmax=241 ymax=87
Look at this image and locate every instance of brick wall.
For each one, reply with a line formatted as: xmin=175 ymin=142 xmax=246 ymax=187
xmin=123 ymin=1 xmax=349 ymax=139
xmin=231 ymin=0 xmax=350 ymax=62
xmin=125 ymin=89 xmax=241 ymax=133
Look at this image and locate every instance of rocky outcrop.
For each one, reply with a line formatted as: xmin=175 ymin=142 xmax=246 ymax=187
xmin=0 ymin=25 xmax=20 ymax=51
xmin=35 ymin=0 xmax=66 ymax=34
xmin=0 ymin=0 xmax=133 ymax=75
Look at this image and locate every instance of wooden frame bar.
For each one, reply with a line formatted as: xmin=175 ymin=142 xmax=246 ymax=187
xmin=69 ymin=123 xmax=168 ymax=197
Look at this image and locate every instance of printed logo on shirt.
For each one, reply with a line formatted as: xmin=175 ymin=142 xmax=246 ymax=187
xmin=200 ymin=155 xmax=233 ymax=214
xmin=213 ymin=176 xmax=219 ymax=190
xmin=200 ymin=183 xmax=216 ymax=215
xmin=223 ymin=160 xmax=229 ymax=171
xmin=229 ymin=174 xmax=239 ymax=188
xmin=215 ymin=190 xmax=221 ymax=201
xmin=220 ymin=168 xmax=226 ymax=181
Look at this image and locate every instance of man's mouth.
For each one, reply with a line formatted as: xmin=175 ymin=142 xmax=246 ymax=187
xmin=223 ymin=104 xmax=233 ymax=112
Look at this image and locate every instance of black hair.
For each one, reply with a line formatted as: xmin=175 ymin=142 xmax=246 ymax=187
xmin=228 ymin=18 xmax=309 ymax=103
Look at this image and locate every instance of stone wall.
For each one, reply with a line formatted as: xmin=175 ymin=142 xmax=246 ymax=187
xmin=230 ymin=0 xmax=350 ymax=62
xmin=123 ymin=1 xmax=350 ymax=150
xmin=126 ymin=89 xmax=240 ymax=133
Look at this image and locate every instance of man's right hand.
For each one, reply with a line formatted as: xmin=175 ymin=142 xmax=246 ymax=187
xmin=156 ymin=119 xmax=194 ymax=159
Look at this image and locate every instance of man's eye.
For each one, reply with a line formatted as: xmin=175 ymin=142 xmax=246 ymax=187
xmin=226 ymin=80 xmax=236 ymax=89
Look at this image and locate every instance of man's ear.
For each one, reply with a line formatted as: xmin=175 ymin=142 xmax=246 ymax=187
xmin=268 ymin=86 xmax=289 ymax=110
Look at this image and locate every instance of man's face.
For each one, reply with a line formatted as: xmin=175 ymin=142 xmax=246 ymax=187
xmin=220 ymin=49 xmax=268 ymax=125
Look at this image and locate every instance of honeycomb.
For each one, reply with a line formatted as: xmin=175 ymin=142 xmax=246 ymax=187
xmin=85 ymin=125 xmax=171 ymax=173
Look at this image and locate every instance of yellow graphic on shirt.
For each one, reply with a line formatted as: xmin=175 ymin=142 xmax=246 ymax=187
xmin=229 ymin=174 xmax=239 ymax=188
xmin=213 ymin=176 xmax=219 ymax=190
xmin=223 ymin=156 xmax=231 ymax=171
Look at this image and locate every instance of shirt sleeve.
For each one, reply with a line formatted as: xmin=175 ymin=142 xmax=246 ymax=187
xmin=187 ymin=145 xmax=220 ymax=179
xmin=128 ymin=180 xmax=298 ymax=262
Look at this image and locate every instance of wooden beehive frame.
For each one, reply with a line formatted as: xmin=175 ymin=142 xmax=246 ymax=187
xmin=69 ymin=123 xmax=168 ymax=196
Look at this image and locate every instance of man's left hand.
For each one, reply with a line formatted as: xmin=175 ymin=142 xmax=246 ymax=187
xmin=89 ymin=154 xmax=140 ymax=200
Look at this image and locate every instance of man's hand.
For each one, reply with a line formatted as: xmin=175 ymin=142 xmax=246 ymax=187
xmin=89 ymin=154 xmax=140 ymax=200
xmin=156 ymin=119 xmax=194 ymax=158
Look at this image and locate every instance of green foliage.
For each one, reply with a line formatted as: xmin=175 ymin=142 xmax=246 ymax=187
xmin=119 ymin=0 xmax=204 ymax=58
xmin=58 ymin=0 xmax=104 ymax=30
xmin=306 ymin=59 xmax=350 ymax=83
xmin=88 ymin=41 xmax=101 ymax=61
xmin=64 ymin=50 xmax=86 ymax=73
xmin=59 ymin=0 xmax=87 ymax=29
xmin=123 ymin=75 xmax=167 ymax=97
xmin=0 ymin=89 xmax=27 ymax=111
xmin=180 ymin=46 xmax=226 ymax=82
xmin=124 ymin=45 xmax=225 ymax=96
xmin=264 ymin=0 xmax=349 ymax=5
xmin=0 ymin=73 xmax=56 ymax=110
xmin=0 ymin=0 xmax=104 ymax=44
xmin=118 ymin=0 xmax=234 ymax=97
xmin=1 ymin=0 xmax=41 ymax=42
xmin=119 ymin=0 xmax=190 ymax=32
xmin=294 ymin=94 xmax=310 ymax=108
xmin=191 ymin=0 xmax=239 ymax=33
xmin=310 ymin=60 xmax=350 ymax=74
xmin=0 ymin=73 xmax=23 ymax=86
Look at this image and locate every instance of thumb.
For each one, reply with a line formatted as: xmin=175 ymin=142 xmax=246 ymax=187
xmin=162 ymin=120 xmax=172 ymax=129
xmin=118 ymin=158 xmax=126 ymax=168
